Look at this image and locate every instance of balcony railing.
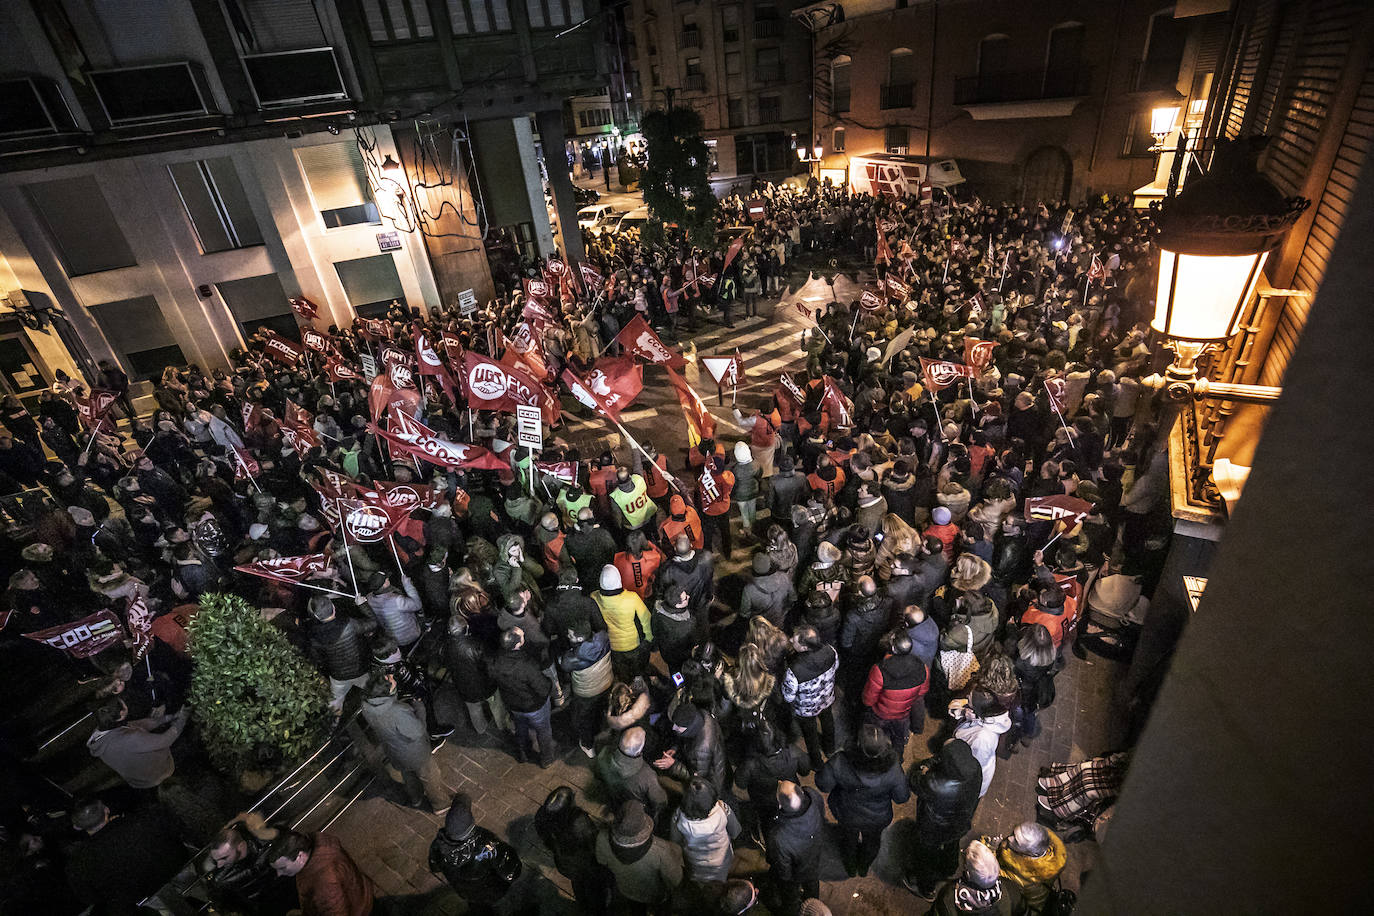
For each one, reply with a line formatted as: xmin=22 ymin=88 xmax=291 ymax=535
xmin=684 ymin=73 xmax=706 ymax=91
xmin=879 ymin=83 xmax=914 ymax=109
xmin=681 ymin=29 xmax=701 ymax=48
xmin=953 ymin=66 xmax=1093 ymax=105
xmin=753 ymin=19 xmax=784 ymax=39
xmin=755 ymin=64 xmax=784 ymax=84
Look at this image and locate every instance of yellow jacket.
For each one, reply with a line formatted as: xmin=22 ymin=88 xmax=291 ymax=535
xmin=594 ymin=588 xmax=652 ymax=652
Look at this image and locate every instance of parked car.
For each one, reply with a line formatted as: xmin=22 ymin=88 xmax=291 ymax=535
xmin=614 ymin=207 xmax=650 ymax=233
xmin=578 ymin=204 xmax=617 ymax=231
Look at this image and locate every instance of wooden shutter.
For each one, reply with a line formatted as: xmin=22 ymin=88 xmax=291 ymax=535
xmin=1225 ymin=0 xmax=1276 ymax=139
xmin=1261 ymin=59 xmax=1374 ymax=384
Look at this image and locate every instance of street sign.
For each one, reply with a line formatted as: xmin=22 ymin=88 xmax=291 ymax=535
xmin=360 ymin=353 xmax=378 ymax=380
xmin=377 ymin=231 xmax=402 ymax=252
xmin=516 ymin=404 xmax=542 ymax=450
xmin=458 ymin=288 xmax=478 ymax=315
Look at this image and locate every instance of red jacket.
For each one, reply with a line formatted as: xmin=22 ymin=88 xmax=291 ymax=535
xmin=925 ymin=522 xmax=960 ymax=562
xmin=862 ymin=653 xmax=929 ymax=721
xmin=296 ymin=832 xmax=374 ymax=916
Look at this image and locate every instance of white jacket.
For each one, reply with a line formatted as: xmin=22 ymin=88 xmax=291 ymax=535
xmin=955 ymin=712 xmax=1012 ymax=797
xmin=671 ymin=801 xmax=740 ymax=883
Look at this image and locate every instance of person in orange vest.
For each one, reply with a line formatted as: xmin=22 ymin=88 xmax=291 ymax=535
xmin=1019 ymin=549 xmax=1082 ymax=653
xmin=534 ymin=512 xmax=570 ymax=576
xmin=807 ymin=455 xmax=845 ymax=506
xmin=588 ymin=454 xmax=619 ymax=521
xmin=732 ymin=397 xmax=779 ymax=478
xmin=641 ymin=443 xmax=673 ymax=509
xmin=697 ymin=455 xmax=735 ymax=560
xmin=688 ymin=437 xmax=726 ymax=471
xmin=612 ymin=530 xmax=663 ymax=600
xmin=659 ymin=493 xmax=705 ymax=552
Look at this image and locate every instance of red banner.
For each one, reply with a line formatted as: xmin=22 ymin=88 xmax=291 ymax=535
xmin=324 ymin=357 xmax=362 ymax=382
xmin=1024 ymin=494 xmax=1095 ymax=525
xmin=858 ymin=288 xmax=885 ymax=312
xmin=821 ymin=376 xmax=853 ymax=427
xmin=233 ymin=446 xmax=260 ymax=480
xmin=336 ymin=496 xmax=413 ymax=544
xmin=883 ymin=274 xmax=911 ymax=301
xmin=77 ymin=389 xmax=118 ymax=432
xmin=777 ymin=372 xmax=805 ymax=405
xmin=371 ymin=412 xmax=508 ymax=472
xmin=523 ymin=277 xmax=554 ymax=308
xmin=281 ymin=401 xmax=322 ymax=457
xmin=964 ymin=337 xmax=996 ymax=372
xmin=505 ymin=321 xmax=548 ymax=380
xmin=289 ymin=296 xmax=320 ymax=320
xmin=967 ymin=291 xmax=985 ymax=317
xmin=1044 ymin=377 xmax=1068 ymax=414
xmin=413 ymin=327 xmax=446 ymax=376
xmin=355 ymin=317 xmax=392 ymax=341
xmin=24 ymin=609 xmax=125 ymax=658
xmin=579 ymin=262 xmax=603 ymax=294
xmin=262 ymin=331 xmax=303 ymax=366
xmin=615 ymin=314 xmax=686 ymax=369
xmin=875 ymin=218 xmax=894 ymax=265
xmin=535 ymin=460 xmax=578 ymax=486
xmin=301 ymin=327 xmax=331 ymax=354
xmin=722 ymin=235 xmax=746 ymax=273
xmin=665 ymin=364 xmax=716 ymax=446
xmin=460 ymin=352 xmax=559 ymax=425
xmin=234 ymin=554 xmax=334 ymax=586
xmin=372 ymin=479 xmax=445 ymax=512
xmin=920 ymin=358 xmax=976 ymax=391
xmin=563 ymin=357 xmax=643 ymax=422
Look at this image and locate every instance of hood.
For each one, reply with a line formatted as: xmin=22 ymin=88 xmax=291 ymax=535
xmin=934 ymin=738 xmax=983 ymax=784
xmin=610 ymin=747 xmax=647 ymax=778
xmin=750 ymin=571 xmax=792 ymax=597
xmin=676 ymin=804 xmax=728 ymax=840
xmin=606 ymin=691 xmax=650 ymax=730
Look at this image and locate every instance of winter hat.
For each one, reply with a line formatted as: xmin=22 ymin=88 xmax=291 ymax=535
xmin=443 ymin=794 xmax=475 ymax=840
xmin=611 ymin=801 xmax=654 ymax=848
xmin=931 ymin=506 xmax=952 ymax=526
xmin=777 ymin=455 xmax=795 ymax=472
xmin=669 ymin=494 xmax=687 ymax=516
xmin=752 ymin=553 xmax=773 ymax=575
xmin=670 ymin=699 xmax=703 ymax=730
xmin=67 ymin=506 xmax=96 ymax=527
xmin=734 ymin=441 xmax=752 ymax=463
xmin=1010 ymin=822 xmax=1051 ymax=857
xmin=963 ymin=840 xmax=1001 ymax=889
xmin=799 ymin=901 xmax=833 ymax=916
xmin=248 ymin=523 xmax=270 ymax=540
xmin=817 ymin=542 xmax=841 ymax=565
xmin=21 ymin=543 xmax=54 ymax=563
xmin=599 ymin=564 xmax=623 ymax=592
xmin=558 ymin=565 xmax=580 ymax=587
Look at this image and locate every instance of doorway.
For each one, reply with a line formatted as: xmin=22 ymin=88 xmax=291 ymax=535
xmin=1021 ymin=146 xmax=1072 ymax=204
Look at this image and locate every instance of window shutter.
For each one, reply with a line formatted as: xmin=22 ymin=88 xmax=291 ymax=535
xmin=1225 ymin=0 xmax=1276 ymax=139
xmin=216 ymin=274 xmax=290 ymax=323
xmin=240 ymin=0 xmax=326 ymax=51
xmin=89 ymin=296 xmax=176 ymax=351
xmin=25 ymin=176 xmax=137 ymax=276
xmin=335 ymin=255 xmax=405 ymax=309
xmin=296 ymin=142 xmax=372 ymax=212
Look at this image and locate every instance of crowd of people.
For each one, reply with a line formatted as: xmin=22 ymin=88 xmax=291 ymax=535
xmin=0 ymin=177 xmax=1173 ymax=916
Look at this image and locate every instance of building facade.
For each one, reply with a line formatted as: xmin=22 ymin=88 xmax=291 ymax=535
xmin=796 ymin=0 xmax=1229 ymax=203
xmin=623 ymin=0 xmax=813 ymax=193
xmin=0 ymin=0 xmax=604 ymax=392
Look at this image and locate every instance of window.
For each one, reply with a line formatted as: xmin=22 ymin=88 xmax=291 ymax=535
xmin=1045 ymin=23 xmax=1086 ymax=96
xmin=88 ymin=295 xmax=185 ymax=381
xmin=24 ymin=176 xmax=137 ymax=276
xmin=722 ymin=6 xmax=740 ymax=43
xmin=650 ymin=64 xmax=662 ymax=87
xmin=296 ymin=142 xmax=381 ymax=228
xmin=526 ymin=0 xmax=581 ymax=29
xmin=758 ymin=95 xmax=781 ymax=123
xmin=448 ymin=0 xmax=513 ymax=33
xmin=978 ymin=34 xmax=1011 ymax=77
xmin=360 ymin=0 xmax=434 ymax=41
xmin=756 ymin=46 xmax=782 ymax=81
xmin=833 ymin=127 xmax=845 ymax=151
xmin=335 ymin=254 xmax=406 ymax=318
xmin=1122 ymin=109 xmax=1160 ymax=157
xmin=831 ymin=54 xmax=851 ymax=113
xmin=882 ymin=49 xmax=915 ymax=108
xmin=726 ymin=51 xmax=742 ymax=75
xmin=728 ymin=97 xmax=745 ymax=127
xmin=884 ymin=125 xmax=909 ymax=154
xmin=1139 ymin=8 xmax=1188 ymax=91
xmin=234 ymin=0 xmax=327 ymax=52
xmin=168 ymin=158 xmax=264 ymax=254
xmin=686 ymin=57 xmax=702 ymax=75
xmin=216 ymin=274 xmax=296 ymax=340
xmin=735 ymin=132 xmax=789 ymax=174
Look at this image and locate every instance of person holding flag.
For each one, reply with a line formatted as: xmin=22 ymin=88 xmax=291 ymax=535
xmin=697 ymin=454 xmax=735 ymax=561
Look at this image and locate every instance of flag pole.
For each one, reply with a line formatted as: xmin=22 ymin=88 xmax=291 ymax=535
xmin=387 ymin=532 xmax=405 ymax=575
xmin=335 ymin=499 xmax=363 ymax=600
xmin=235 ymin=449 xmax=263 ymax=494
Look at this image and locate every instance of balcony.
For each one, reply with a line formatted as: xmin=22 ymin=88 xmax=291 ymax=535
xmin=753 ymin=19 xmax=784 ymax=39
xmin=681 ymin=28 xmax=701 ymax=48
xmin=0 ymin=77 xmax=77 ymax=137
xmin=242 ymin=48 xmax=349 ymax=108
xmin=953 ymin=67 xmax=1093 ymax=120
xmin=879 ymin=83 xmax=914 ymax=109
xmin=684 ymin=73 xmax=707 ymax=92
xmin=755 ymin=64 xmax=785 ymax=84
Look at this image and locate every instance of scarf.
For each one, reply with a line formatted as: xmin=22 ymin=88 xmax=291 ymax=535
xmin=954 ymin=880 xmax=1003 ymax=911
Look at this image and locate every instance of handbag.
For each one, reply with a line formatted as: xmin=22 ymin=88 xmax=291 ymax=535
xmin=938 ymin=625 xmax=980 ymax=691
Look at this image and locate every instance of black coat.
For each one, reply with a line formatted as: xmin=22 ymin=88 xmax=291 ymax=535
xmin=816 ymin=750 xmax=910 ymax=830
xmin=735 ymin=745 xmax=810 ymax=808
xmin=428 ymin=826 xmax=521 ymax=900
xmin=910 ymin=741 xmax=984 ymax=845
xmin=307 ymin=615 xmax=371 ymax=681
xmin=488 ymin=648 xmax=551 ymax=713
xmin=765 ymin=786 xmax=824 ymax=884
xmin=667 ymin=711 xmax=727 ymax=794
xmin=445 ymin=632 xmax=496 ymax=701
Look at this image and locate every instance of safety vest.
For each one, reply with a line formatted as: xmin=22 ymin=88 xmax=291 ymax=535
xmin=610 ymin=476 xmax=655 ymax=528
xmin=1021 ymin=595 xmax=1081 ymax=651
xmin=557 ymin=490 xmax=593 ymax=526
xmin=660 ymin=512 xmax=704 ymax=551
xmin=807 ymin=468 xmax=845 ymax=503
xmin=613 ymin=545 xmax=663 ymax=598
xmin=699 ymin=465 xmax=733 ymax=516
xmin=644 ymin=454 xmax=671 ymax=498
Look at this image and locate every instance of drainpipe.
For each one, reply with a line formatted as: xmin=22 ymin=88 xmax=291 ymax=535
xmin=925 ymin=0 xmax=938 ymax=159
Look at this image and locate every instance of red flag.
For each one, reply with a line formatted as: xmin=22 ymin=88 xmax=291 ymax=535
xmin=76 ymin=389 xmax=118 ymax=433
xmin=336 ymin=496 xmax=413 ymax=543
xmin=858 ymin=288 xmax=885 ymax=312
xmin=301 ymin=327 xmax=331 ymax=354
xmin=967 ymin=291 xmax=985 ymax=318
xmin=794 ymin=300 xmax=815 ymax=322
xmin=1044 ymin=377 xmax=1068 ymax=414
xmin=733 ymin=348 xmax=748 ymax=382
xmin=964 ymin=337 xmax=996 ymax=372
xmin=1024 ymin=494 xmax=1095 ymax=526
xmin=355 ymin=317 xmax=392 ymax=341
xmin=1088 ymin=254 xmax=1106 ymax=281
xmin=665 ymin=364 xmax=716 ymax=447
xmin=232 ymin=445 xmax=260 ymax=480
xmin=461 ymin=351 xmax=559 ymax=425
xmin=124 ymin=595 xmax=155 ymax=660
xmin=535 ymin=460 xmax=578 ymax=486
xmin=615 ymin=315 xmax=686 ymax=369
xmin=372 ymin=479 xmax=445 ymax=512
xmin=23 ymin=609 xmax=125 ymax=658
xmin=579 ymin=262 xmax=603 ymax=293
xmin=234 ymin=554 xmax=335 ymax=586
xmin=505 ymin=321 xmax=548 ymax=380
xmin=261 ymin=331 xmax=303 ymax=366
xmin=723 ymin=235 xmax=746 ymax=273
xmin=948 ymin=239 xmax=967 ymax=257
xmin=370 ymin=412 xmax=508 ymax=472
xmin=875 ymin=219 xmax=894 ymax=265
xmin=323 ymin=356 xmax=363 ymax=383
xmin=314 ymin=467 xmax=360 ymax=501
xmin=241 ymin=401 xmax=263 ymax=432
xmin=281 ymin=401 xmax=323 ymax=457
xmin=821 ymin=376 xmax=853 ymax=427
xmin=920 ymin=357 xmax=976 ymax=391
xmin=883 ymin=274 xmax=911 ymax=301
xmin=562 ymin=359 xmax=643 ymax=423
xmin=289 ymin=296 xmax=320 ymax=321
xmin=777 ymin=372 xmax=805 ymax=405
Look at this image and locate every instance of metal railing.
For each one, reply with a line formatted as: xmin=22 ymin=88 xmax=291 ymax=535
xmin=755 ymin=64 xmax=784 ymax=84
xmin=880 ymin=82 xmax=915 ymax=109
xmin=680 ymin=29 xmax=701 ymax=48
xmin=953 ymin=66 xmax=1093 ymax=105
xmin=684 ymin=73 xmax=707 ymax=91
xmin=753 ymin=19 xmax=784 ymax=39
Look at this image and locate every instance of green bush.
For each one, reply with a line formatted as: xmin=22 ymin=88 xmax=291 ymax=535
xmin=187 ymin=593 xmax=329 ymax=773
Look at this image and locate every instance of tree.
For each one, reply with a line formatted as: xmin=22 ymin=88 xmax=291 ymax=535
xmin=641 ymin=105 xmax=717 ymax=247
xmin=187 ymin=592 xmax=330 ymax=773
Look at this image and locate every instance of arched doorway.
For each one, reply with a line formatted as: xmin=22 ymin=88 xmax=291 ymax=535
xmin=1021 ymin=146 xmax=1072 ymax=204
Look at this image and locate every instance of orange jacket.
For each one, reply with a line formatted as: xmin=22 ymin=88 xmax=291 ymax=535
xmin=613 ymin=544 xmax=664 ymax=598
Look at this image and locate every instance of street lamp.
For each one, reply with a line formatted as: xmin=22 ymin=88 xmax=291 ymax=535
xmin=1145 ymin=140 xmax=1309 ymax=403
xmin=1149 ymin=105 xmax=1181 ymax=152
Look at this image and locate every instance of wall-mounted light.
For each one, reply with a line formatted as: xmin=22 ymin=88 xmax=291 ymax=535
xmin=1149 ymin=105 xmax=1181 ymax=151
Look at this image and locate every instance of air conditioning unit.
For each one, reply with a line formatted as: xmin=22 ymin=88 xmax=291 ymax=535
xmin=242 ymin=48 xmax=350 ymax=108
xmin=90 ymin=62 xmax=213 ymax=125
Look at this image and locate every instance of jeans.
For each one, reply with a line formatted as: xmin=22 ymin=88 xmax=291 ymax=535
xmin=464 ymin=692 xmax=510 ymax=735
xmin=611 ymin=644 xmax=649 ymax=683
xmin=737 ymin=497 xmax=759 ymax=533
xmin=328 ymin=674 xmax=370 ymax=713
xmin=511 ymin=698 xmax=556 ymax=765
xmin=796 ymin=707 xmax=837 ymax=769
xmin=392 ymin=756 xmax=451 ymax=811
xmin=868 ymin=710 xmax=911 ymax=760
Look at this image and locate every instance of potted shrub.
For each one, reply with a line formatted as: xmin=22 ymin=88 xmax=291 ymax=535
xmin=187 ymin=593 xmax=329 ymax=789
